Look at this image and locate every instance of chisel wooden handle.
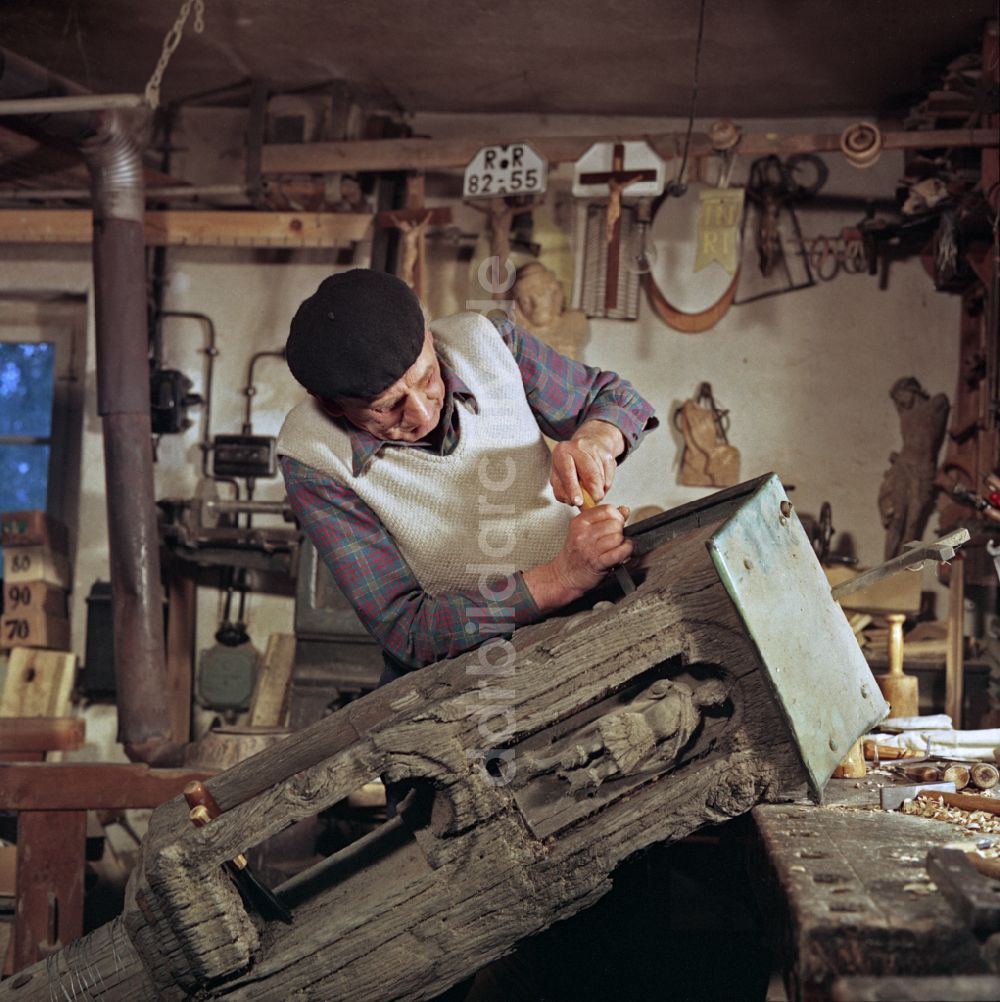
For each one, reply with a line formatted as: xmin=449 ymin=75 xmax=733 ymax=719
xmin=577 ymin=489 xmax=637 ymax=594
xmin=184 ymin=779 xmax=221 ymax=818
xmin=917 ymin=789 xmax=1000 ymax=816
xmin=184 ymin=780 xmax=249 ymax=868
xmin=862 ymin=740 xmax=921 ymax=761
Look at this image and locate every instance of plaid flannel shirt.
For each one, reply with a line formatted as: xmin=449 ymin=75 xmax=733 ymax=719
xmin=280 ymin=318 xmax=656 ymax=678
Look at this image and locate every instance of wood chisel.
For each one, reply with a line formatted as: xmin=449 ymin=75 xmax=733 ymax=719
xmin=184 ymin=779 xmax=293 ymax=924
xmin=579 ymin=488 xmax=637 ymax=595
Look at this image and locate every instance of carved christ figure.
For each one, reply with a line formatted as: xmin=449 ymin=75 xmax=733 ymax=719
xmin=877 ymin=376 xmax=949 ymax=559
xmin=388 ymin=211 xmax=431 ymax=296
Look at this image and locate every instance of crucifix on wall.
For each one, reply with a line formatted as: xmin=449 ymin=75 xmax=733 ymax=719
xmin=573 ymin=141 xmax=666 ymax=311
xmin=376 ymin=175 xmax=452 ymax=301
xmin=466 ymin=196 xmax=537 ymax=300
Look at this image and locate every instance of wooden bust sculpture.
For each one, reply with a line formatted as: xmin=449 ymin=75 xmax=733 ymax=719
xmin=512 ymin=262 xmax=590 ymax=359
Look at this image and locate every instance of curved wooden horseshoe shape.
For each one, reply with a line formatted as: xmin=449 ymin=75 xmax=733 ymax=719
xmin=642 ymin=267 xmax=741 ymax=334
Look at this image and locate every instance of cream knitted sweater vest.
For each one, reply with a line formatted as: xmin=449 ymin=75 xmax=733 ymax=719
xmin=277 ymin=311 xmax=571 ymax=593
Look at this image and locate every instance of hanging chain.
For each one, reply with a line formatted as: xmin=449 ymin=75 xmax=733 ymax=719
xmin=144 ymin=0 xmax=206 ymax=108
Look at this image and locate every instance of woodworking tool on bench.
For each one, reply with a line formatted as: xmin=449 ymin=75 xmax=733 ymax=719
xmin=830 ymin=528 xmax=970 ymax=602
xmin=879 ymin=781 xmax=955 ymax=810
xmin=579 ymin=488 xmax=636 ymax=595
xmin=184 ymin=780 xmax=293 ymax=924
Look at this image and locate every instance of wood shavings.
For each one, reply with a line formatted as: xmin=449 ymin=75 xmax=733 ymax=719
xmin=899 ymin=797 xmax=1000 ymax=835
xmin=902 ymin=881 xmax=937 ymax=894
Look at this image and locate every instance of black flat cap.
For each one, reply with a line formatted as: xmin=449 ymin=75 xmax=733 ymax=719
xmin=285 ymin=269 xmax=425 ymax=401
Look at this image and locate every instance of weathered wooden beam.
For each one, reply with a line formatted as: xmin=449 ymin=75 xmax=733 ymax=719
xmin=0 ymin=476 xmax=886 ymax=1002
xmin=0 ymin=764 xmax=215 ymax=810
xmin=750 ymin=799 xmax=998 ymax=997
xmin=261 ymin=128 xmax=998 ymax=175
xmin=0 ymin=209 xmax=373 ymax=247
xmin=13 ymin=810 xmax=87 ymax=972
xmin=0 ymin=717 xmax=84 ymax=754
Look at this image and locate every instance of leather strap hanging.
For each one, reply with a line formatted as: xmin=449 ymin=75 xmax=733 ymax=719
xmin=642 ymin=267 xmax=741 ymax=334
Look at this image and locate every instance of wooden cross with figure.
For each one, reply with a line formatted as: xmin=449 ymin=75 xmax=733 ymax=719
xmin=573 ymin=141 xmax=666 ymax=310
xmin=465 ymin=196 xmax=538 ymax=301
xmin=377 ymin=175 xmax=452 ymax=301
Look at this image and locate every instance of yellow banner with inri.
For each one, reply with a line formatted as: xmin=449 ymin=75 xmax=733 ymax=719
xmin=694 ymin=188 xmax=745 ymax=274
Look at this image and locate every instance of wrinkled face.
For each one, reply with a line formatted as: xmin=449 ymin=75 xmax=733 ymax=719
xmin=325 ymin=329 xmax=445 ymax=442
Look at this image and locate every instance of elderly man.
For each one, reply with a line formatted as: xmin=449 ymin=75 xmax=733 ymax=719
xmin=278 ymin=268 xmax=656 ymax=684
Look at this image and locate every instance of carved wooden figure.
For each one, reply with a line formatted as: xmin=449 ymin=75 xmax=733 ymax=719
xmin=376 ymin=175 xmax=451 ymax=301
xmin=469 ymin=196 xmax=535 ymax=300
xmin=512 ymin=261 xmax=590 ymax=360
xmin=578 ymin=143 xmax=659 ymax=311
xmin=877 ymin=376 xmax=950 ymax=559
xmin=0 ymin=476 xmax=885 ymax=1002
xmin=676 ymin=382 xmax=741 ymax=487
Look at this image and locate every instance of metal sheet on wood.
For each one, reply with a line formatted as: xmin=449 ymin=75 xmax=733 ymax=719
xmin=708 ymin=474 xmax=889 ymax=798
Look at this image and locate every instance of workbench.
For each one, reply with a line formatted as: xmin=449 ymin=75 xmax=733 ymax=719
xmin=749 ymin=777 xmax=1000 ymax=1001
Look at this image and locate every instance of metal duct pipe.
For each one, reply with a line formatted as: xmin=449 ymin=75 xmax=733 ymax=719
xmin=82 ymin=111 xmax=179 ymax=764
xmin=0 ymin=48 xmax=178 ymax=762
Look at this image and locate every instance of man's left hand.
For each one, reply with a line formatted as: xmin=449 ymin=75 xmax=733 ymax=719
xmin=550 ymin=419 xmax=626 ymax=506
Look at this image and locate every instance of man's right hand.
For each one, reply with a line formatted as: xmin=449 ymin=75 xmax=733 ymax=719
xmin=523 ymin=504 xmax=632 ymax=613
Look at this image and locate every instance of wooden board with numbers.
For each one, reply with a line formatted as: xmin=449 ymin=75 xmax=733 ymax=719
xmin=4 ymin=581 xmax=67 ymax=619
xmin=0 ymin=581 xmax=69 ymax=651
xmin=0 ymin=648 xmax=77 ymax=717
xmin=0 ymin=612 xmax=69 ymax=651
xmin=2 ymin=545 xmax=70 ymax=588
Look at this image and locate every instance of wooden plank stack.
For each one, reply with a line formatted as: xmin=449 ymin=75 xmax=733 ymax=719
xmin=1 ymin=510 xmax=70 ymax=653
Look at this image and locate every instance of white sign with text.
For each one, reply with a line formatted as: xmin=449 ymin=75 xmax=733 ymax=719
xmin=463 ymin=143 xmax=547 ymax=198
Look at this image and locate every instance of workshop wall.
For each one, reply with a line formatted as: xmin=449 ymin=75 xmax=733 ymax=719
xmin=0 ymin=106 xmax=960 ymax=753
xmin=413 ymin=111 xmax=959 ymax=586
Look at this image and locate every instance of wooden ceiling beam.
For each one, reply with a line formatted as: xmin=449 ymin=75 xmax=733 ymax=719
xmin=0 ymin=123 xmax=193 ymax=191
xmin=0 ymin=208 xmax=372 ymax=247
xmin=261 ymin=128 xmax=998 ymax=175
